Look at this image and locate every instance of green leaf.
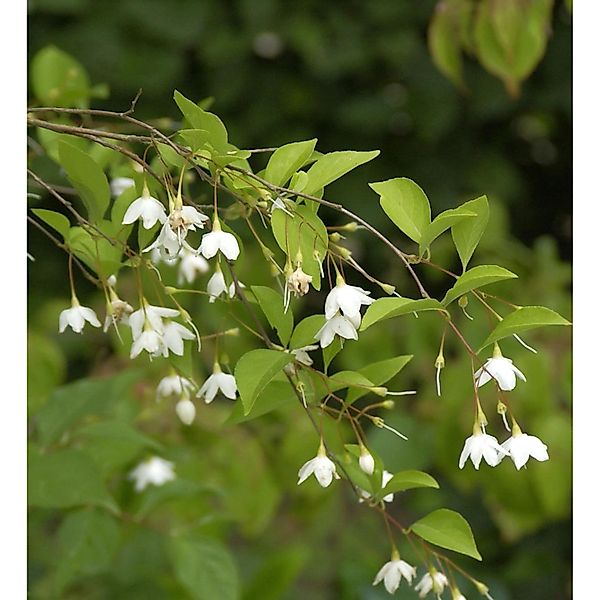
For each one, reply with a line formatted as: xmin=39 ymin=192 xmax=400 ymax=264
xmin=302 ymin=150 xmax=380 ymax=196
xmin=30 ymin=208 xmax=71 ymax=241
xmin=428 ymin=0 xmax=467 ymax=88
xmin=369 ymin=178 xmax=431 ymax=243
xmin=226 ymin=379 xmax=297 ymax=425
xmin=360 ymin=297 xmax=445 ymax=331
xmin=442 ymin=265 xmax=518 ymax=306
xmin=28 ymin=449 xmax=119 ymax=513
xmin=418 ymin=207 xmax=476 ymax=256
xmin=289 ymin=315 xmax=326 ymax=350
xmin=264 ymin=139 xmax=318 ymax=187
xmin=30 ymin=45 xmax=91 ymax=107
xmin=235 ymin=349 xmax=294 ymax=415
xmin=36 ymin=371 xmax=141 ymax=446
xmin=58 ymin=141 xmax=110 ymax=222
xmin=410 ymin=508 xmax=482 ymax=560
xmin=347 ymin=355 xmax=413 ymax=404
xmin=451 ymin=195 xmax=490 ymax=271
xmin=174 ymin=90 xmax=228 ymax=152
xmin=479 ymin=306 xmax=571 ymax=351
xmin=380 ymin=470 xmax=439 ymax=495
xmin=54 ymin=509 xmax=120 ymax=595
xmin=167 ymin=536 xmax=240 ymax=600
xmin=252 ymin=286 xmax=294 ymax=346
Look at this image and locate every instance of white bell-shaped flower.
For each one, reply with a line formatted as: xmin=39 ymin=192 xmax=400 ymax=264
xmin=297 ymin=442 xmax=340 ymax=488
xmin=161 ymin=321 xmax=195 ymax=356
xmin=207 ymin=268 xmax=228 ymax=303
xmin=314 ymin=312 xmax=360 ymax=348
xmin=128 ymin=456 xmax=175 ymax=492
xmin=459 ymin=426 xmax=509 ymax=470
xmin=196 ymin=364 xmax=237 ymax=403
xmin=178 ymin=248 xmax=209 ymax=284
xmin=324 ymin=276 xmax=374 ymax=320
xmin=373 ymin=551 xmax=417 ymax=594
xmin=130 ymin=329 xmax=165 ymax=359
xmin=359 ymin=446 xmax=375 ymax=476
xmin=175 ymin=398 xmax=196 ymax=425
xmin=122 ymin=184 xmax=167 ymax=229
xmin=156 ymin=374 xmax=195 ymax=400
xmin=199 ymin=218 xmax=240 ymax=261
xmin=59 ymin=297 xmax=101 ymax=334
xmin=128 ymin=303 xmax=180 ymax=340
xmin=414 ymin=569 xmax=449 ymax=599
xmin=499 ymin=425 xmax=549 ymax=470
xmin=475 ymin=344 xmax=526 ymax=391
xmin=103 ymin=298 xmax=133 ymax=332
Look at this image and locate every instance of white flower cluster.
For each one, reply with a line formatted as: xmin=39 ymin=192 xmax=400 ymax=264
xmin=460 ymin=345 xmax=549 ymax=471
xmin=314 ymin=277 xmax=375 ymax=348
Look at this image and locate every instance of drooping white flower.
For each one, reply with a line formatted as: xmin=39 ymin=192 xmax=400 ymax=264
xmin=128 ymin=304 xmax=180 ymax=340
xmin=474 ymin=345 xmax=526 ymax=391
xmin=414 ymin=569 xmax=449 ymax=599
xmin=110 ymin=177 xmax=135 ymax=198
xmin=103 ymin=292 xmax=134 ymax=332
xmin=58 ymin=297 xmax=101 ymax=334
xmin=178 ymin=247 xmax=209 ymax=284
xmin=128 ymin=456 xmax=175 ymax=492
xmin=161 ymin=321 xmax=196 ymax=356
xmin=175 ymin=398 xmax=196 ymax=425
xmin=144 ymin=205 xmax=209 ymax=259
xmin=130 ymin=329 xmax=165 ymax=359
xmin=499 ymin=427 xmax=549 ymax=470
xmin=359 ymin=446 xmax=375 ymax=475
xmin=196 ymin=364 xmax=237 ymax=404
xmin=199 ymin=219 xmax=240 ymax=261
xmin=324 ymin=277 xmax=374 ymax=320
xmin=297 ymin=442 xmax=340 ymax=488
xmin=373 ymin=553 xmax=417 ymax=594
xmin=314 ymin=312 xmax=360 ymax=348
xmin=122 ymin=184 xmax=167 ymax=229
xmin=207 ymin=269 xmax=228 ymax=303
xmin=156 ymin=374 xmax=195 ymax=400
xmin=459 ymin=427 xmax=509 ymax=470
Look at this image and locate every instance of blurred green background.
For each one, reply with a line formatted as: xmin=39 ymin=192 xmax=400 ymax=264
xmin=27 ymin=1 xmax=572 ymax=599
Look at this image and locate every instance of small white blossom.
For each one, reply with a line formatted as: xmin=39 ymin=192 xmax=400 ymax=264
xmin=414 ymin=570 xmax=449 ymax=599
xmin=459 ymin=428 xmax=509 ymax=470
xmin=196 ymin=365 xmax=237 ymax=403
xmin=178 ymin=248 xmax=209 ymax=284
xmin=59 ymin=298 xmax=101 ymax=334
xmin=175 ymin=398 xmax=196 ymax=425
xmin=103 ymin=298 xmax=133 ymax=332
xmin=128 ymin=456 xmax=175 ymax=492
xmin=110 ymin=177 xmax=135 ymax=198
xmin=359 ymin=447 xmax=375 ymax=475
xmin=324 ymin=278 xmax=374 ymax=320
xmin=130 ymin=329 xmax=165 ymax=359
xmin=373 ymin=555 xmax=417 ymax=594
xmin=199 ymin=227 xmax=240 ymax=261
xmin=207 ymin=270 xmax=228 ymax=303
xmin=314 ymin=312 xmax=360 ymax=348
xmin=500 ymin=429 xmax=549 ymax=470
xmin=128 ymin=304 xmax=180 ymax=340
xmin=161 ymin=321 xmax=195 ymax=356
xmin=475 ymin=345 xmax=526 ymax=391
xmin=122 ymin=185 xmax=167 ymax=229
xmin=297 ymin=443 xmax=339 ymax=488
xmin=156 ymin=375 xmax=195 ymax=400
xmin=284 ymin=265 xmax=313 ymax=312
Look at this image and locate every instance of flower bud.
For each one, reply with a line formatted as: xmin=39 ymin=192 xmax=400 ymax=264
xmin=164 ymin=286 xmax=179 ymax=295
xmin=370 ymin=386 xmax=388 ymax=397
xmin=359 ymin=446 xmax=375 ymax=475
xmin=341 ymin=221 xmax=358 ymax=232
xmin=379 ymin=282 xmax=395 ymax=295
xmin=458 ymin=295 xmax=469 ymax=308
xmin=329 ymin=232 xmax=342 ymax=242
xmin=175 ymin=398 xmax=196 ymax=425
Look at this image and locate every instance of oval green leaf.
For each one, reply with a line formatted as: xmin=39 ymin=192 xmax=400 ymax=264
xmin=479 ymin=305 xmax=571 ymax=351
xmin=451 ymin=195 xmax=489 ymax=271
xmin=410 ymin=508 xmax=482 ymax=560
xmin=360 ymin=297 xmax=445 ymax=331
xmin=264 ymin=139 xmax=318 ymax=187
xmin=442 ymin=264 xmax=517 ymax=306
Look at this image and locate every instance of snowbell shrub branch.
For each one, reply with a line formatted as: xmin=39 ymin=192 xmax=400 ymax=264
xmin=27 ymin=91 xmax=570 ymax=599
